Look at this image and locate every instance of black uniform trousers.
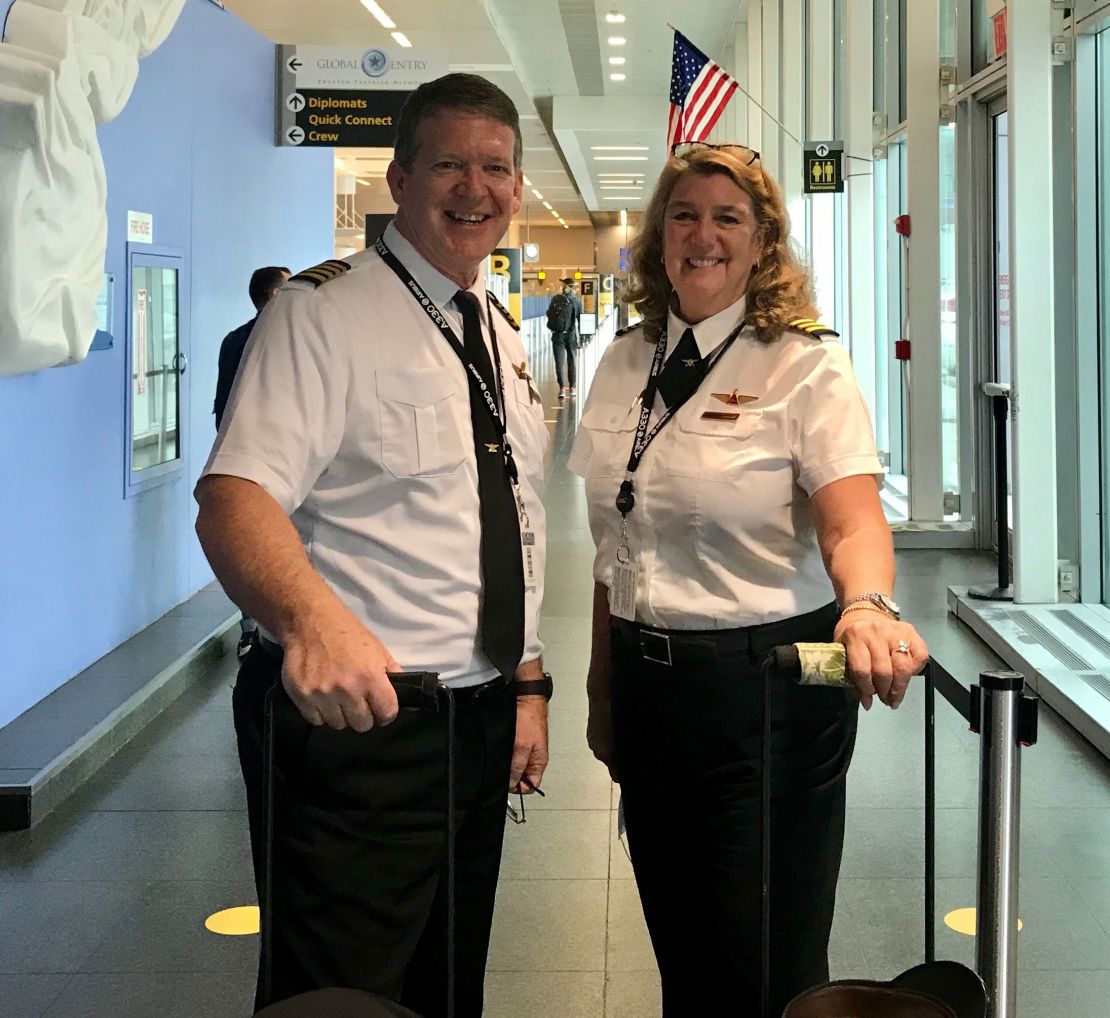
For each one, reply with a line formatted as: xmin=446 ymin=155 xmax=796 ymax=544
xmin=232 ymin=645 xmax=516 ymax=1017
xmin=609 ymin=602 xmax=858 ymax=1018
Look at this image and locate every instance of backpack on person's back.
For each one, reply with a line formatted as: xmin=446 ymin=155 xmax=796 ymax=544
xmin=546 ymin=293 xmax=575 ymax=333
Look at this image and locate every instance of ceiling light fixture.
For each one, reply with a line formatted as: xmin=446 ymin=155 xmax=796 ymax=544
xmin=603 ymin=195 xmax=642 ymax=200
xmin=609 ymin=57 xmax=626 ymax=65
xmin=606 ymin=12 xmax=626 ymax=23
xmin=542 ymin=201 xmax=553 ymax=210
xmin=591 ymin=146 xmax=648 ymax=151
xmin=594 ymin=156 xmax=648 ymax=161
xmin=390 ymin=31 xmax=412 ymax=47
xmin=532 ymin=189 xmax=544 ymax=200
xmin=522 ymin=175 xmax=533 ymax=186
xmin=360 ymin=0 xmax=395 ymax=29
xmin=609 ymin=73 xmax=626 ymax=81
xmin=620 ymin=208 xmax=628 ymax=227
xmin=608 ymin=36 xmax=626 ymax=45
xmin=550 ymin=209 xmax=560 ymax=218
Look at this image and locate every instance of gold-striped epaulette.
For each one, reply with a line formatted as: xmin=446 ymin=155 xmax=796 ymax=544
xmin=486 ymin=291 xmax=520 ymax=331
xmin=288 ymin=259 xmax=351 ymax=289
xmin=788 ymin=317 xmax=839 ymax=339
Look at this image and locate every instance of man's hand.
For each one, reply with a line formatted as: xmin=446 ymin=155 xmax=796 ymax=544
xmin=510 ymin=697 xmax=549 ymax=794
xmin=279 ymin=605 xmax=401 ymax=732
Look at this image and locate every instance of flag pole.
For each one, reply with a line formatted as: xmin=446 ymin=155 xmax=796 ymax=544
xmin=665 ymin=22 xmax=805 ymax=150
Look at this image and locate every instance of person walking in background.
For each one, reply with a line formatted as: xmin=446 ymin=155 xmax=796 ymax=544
xmin=213 ymin=265 xmax=290 ymax=659
xmin=213 ymin=266 xmax=290 ymax=430
xmin=546 ymin=277 xmax=581 ymax=397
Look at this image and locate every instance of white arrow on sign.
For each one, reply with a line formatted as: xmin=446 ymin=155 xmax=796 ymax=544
xmin=286 ymin=55 xmax=303 ymax=73
xmin=286 ymin=92 xmax=306 ymax=112
xmin=286 ymin=126 xmax=305 ymax=145
xmin=816 ymin=143 xmax=830 ymax=157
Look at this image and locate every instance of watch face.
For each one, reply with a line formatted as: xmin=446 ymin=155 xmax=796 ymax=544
xmin=877 ymin=594 xmax=901 ymax=615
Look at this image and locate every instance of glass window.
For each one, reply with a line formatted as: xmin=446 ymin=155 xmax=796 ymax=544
xmin=940 ymin=123 xmax=959 ymax=496
xmin=1098 ymin=31 xmax=1110 ymax=599
xmin=875 ymin=141 xmax=909 ymax=515
xmin=992 ymin=110 xmax=1011 ymax=388
xmin=125 ymin=248 xmax=187 ymax=495
xmin=972 ymin=0 xmax=998 ymax=75
xmin=130 ymin=264 xmax=180 ymax=472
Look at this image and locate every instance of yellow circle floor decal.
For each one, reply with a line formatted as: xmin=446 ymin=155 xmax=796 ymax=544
xmin=205 ymin=906 xmax=260 ymax=936
xmin=944 ymin=907 xmax=1023 ymax=936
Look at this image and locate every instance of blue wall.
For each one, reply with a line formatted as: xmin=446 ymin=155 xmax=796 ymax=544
xmin=0 ymin=0 xmax=334 ymax=728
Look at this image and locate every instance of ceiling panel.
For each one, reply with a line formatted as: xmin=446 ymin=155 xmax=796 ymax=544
xmin=223 ymin=0 xmax=747 ymax=224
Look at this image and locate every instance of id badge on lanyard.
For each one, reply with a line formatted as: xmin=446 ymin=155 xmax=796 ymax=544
xmin=374 ymin=234 xmax=538 ymax=591
xmin=607 ymin=319 xmax=746 ymax=620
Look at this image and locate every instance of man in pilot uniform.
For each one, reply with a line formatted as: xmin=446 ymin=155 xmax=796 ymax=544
xmin=194 ymin=73 xmax=551 ymax=1017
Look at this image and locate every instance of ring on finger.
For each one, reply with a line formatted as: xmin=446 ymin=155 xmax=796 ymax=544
xmin=894 ymin=640 xmax=911 ymax=655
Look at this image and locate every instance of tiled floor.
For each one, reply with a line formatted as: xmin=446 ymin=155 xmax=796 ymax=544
xmin=2 ymin=332 xmax=1109 ymax=1017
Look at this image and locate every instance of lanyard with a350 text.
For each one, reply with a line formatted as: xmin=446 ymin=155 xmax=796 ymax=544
xmin=375 ymin=235 xmax=519 ymax=485
xmin=375 ymin=235 xmax=538 ymax=588
xmin=615 ymin=319 xmax=747 ymax=535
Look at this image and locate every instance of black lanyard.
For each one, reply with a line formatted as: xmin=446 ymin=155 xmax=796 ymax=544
xmin=375 ymin=235 xmax=519 ymax=485
xmin=616 ymin=319 xmax=747 ymax=517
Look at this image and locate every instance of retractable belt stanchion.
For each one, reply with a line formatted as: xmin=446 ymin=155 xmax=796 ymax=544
xmin=769 ymin=646 xmax=1039 ymax=1018
xmin=970 ymin=671 xmax=1039 ymax=1018
xmin=969 ymin=382 xmax=1013 ymax=602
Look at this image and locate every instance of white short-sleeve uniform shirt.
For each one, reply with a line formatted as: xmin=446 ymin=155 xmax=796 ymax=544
xmin=567 ymin=296 xmax=881 ymax=630
xmin=199 ymin=223 xmax=548 ymax=686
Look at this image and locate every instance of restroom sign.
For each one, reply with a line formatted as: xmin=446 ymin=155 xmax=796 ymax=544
xmin=803 ymin=141 xmax=844 ymax=194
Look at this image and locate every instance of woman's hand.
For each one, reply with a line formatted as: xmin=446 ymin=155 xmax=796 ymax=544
xmin=833 ymin=609 xmax=929 ymax=711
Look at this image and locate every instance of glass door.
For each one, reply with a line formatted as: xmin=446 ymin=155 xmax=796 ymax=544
xmin=124 ymin=247 xmax=188 ymax=494
xmin=985 ymin=100 xmax=1012 ymax=543
xmin=1098 ymin=32 xmax=1110 ymax=600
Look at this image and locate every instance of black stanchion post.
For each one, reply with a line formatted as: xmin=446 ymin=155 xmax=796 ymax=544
xmin=970 ymin=383 xmax=1013 ymax=601
xmin=925 ymin=662 xmax=936 ymax=963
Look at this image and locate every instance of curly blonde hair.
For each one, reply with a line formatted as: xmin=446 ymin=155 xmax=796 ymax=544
xmin=627 ymin=147 xmax=817 ymax=344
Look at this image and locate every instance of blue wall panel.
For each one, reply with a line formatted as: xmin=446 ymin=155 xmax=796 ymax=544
xmin=0 ymin=0 xmax=334 ymax=728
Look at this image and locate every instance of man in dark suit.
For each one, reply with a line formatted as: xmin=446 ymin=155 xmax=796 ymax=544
xmin=213 ymin=266 xmax=290 ymax=429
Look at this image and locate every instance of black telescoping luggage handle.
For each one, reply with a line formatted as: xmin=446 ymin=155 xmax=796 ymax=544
xmin=760 ymin=644 xmax=936 ymax=1018
xmin=261 ymin=671 xmax=456 ymax=1018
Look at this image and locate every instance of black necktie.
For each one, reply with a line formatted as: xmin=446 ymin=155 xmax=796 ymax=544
xmin=454 ymin=291 xmax=525 ymax=679
xmin=656 ymin=328 xmax=706 ymax=409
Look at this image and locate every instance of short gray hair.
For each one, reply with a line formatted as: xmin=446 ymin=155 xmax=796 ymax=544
xmin=393 ymin=73 xmax=523 ymax=170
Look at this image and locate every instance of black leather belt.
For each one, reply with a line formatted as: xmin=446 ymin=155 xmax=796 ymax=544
xmin=612 ymin=602 xmax=839 ymax=668
xmin=255 ymin=635 xmax=507 ymax=703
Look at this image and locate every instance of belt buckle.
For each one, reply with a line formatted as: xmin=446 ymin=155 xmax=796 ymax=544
xmin=640 ymin=630 xmax=672 ymax=666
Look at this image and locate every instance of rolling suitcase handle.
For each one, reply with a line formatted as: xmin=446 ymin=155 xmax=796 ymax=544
xmin=261 ymin=671 xmax=454 ymax=1018
xmin=761 ymin=646 xmax=945 ymax=1018
xmin=759 ymin=644 xmax=854 ymax=1018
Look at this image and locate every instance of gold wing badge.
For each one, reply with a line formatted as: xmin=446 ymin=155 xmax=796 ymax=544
xmin=701 ymin=389 xmax=757 ymax=422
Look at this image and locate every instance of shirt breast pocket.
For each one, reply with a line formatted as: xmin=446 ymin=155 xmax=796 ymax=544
xmin=377 ymin=367 xmax=467 ymax=478
xmin=579 ymin=401 xmax=638 ymax=477
xmin=665 ymin=409 xmax=764 ymax=480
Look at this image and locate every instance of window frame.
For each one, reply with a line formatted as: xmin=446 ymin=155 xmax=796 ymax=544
xmin=123 ymin=244 xmax=189 ymax=497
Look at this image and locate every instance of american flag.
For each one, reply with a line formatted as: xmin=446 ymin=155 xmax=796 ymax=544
xmin=667 ymin=31 xmax=739 ymax=149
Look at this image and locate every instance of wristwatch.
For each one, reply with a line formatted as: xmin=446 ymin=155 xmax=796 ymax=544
xmin=515 ymin=672 xmax=554 ymax=701
xmin=840 ymin=592 xmax=901 ymax=620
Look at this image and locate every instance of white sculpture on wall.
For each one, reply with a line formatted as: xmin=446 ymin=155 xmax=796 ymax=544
xmin=0 ymin=0 xmax=185 ymax=377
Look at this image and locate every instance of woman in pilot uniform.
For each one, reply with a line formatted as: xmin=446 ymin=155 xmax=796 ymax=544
xmin=568 ymin=143 xmax=929 ymax=1016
